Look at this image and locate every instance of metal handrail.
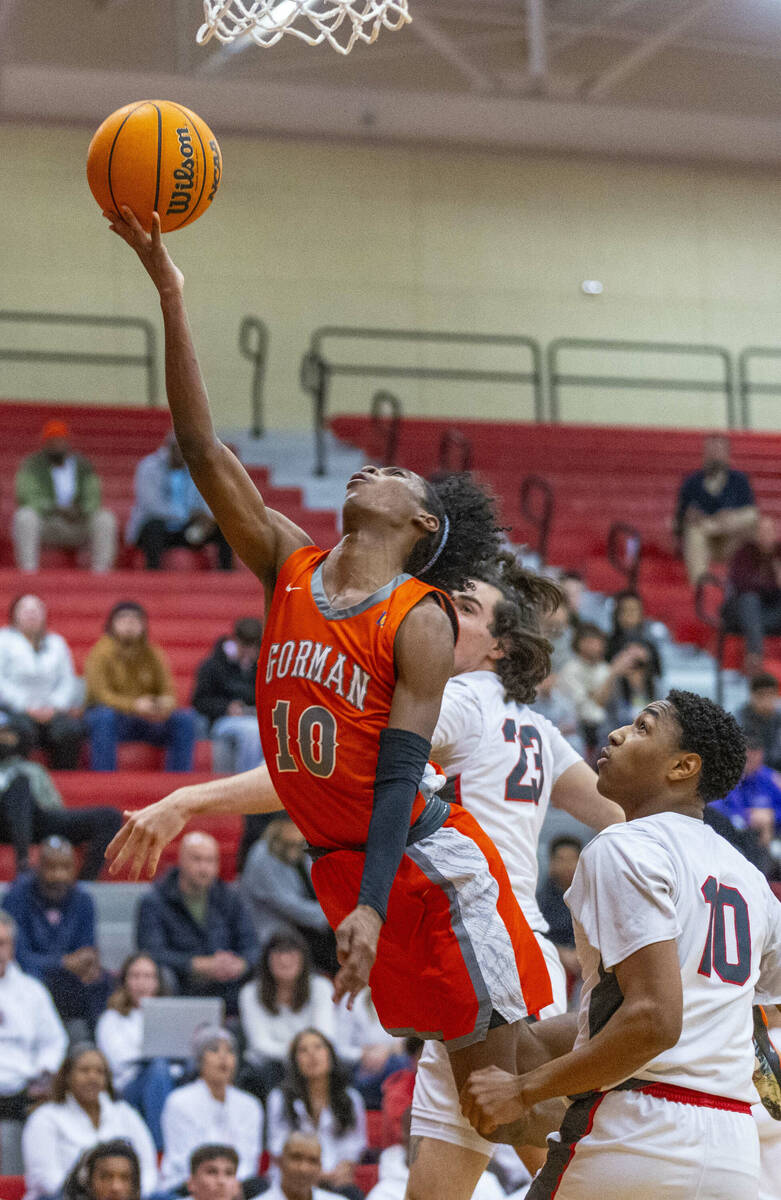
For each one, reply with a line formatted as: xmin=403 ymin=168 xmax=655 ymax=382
xmin=239 ymin=316 xmax=270 ymax=438
xmin=369 ymin=390 xmax=402 ymax=465
xmin=520 ymin=475 xmax=554 ymax=566
xmin=736 ymin=347 xmax=781 ymax=429
xmin=606 ymin=522 xmax=643 ymax=592
xmin=0 ymin=311 xmax=158 ymax=407
xmin=695 ymin=572 xmax=727 ymax=706
xmin=547 ymin=337 xmax=735 ymax=427
xmin=438 ymin=428 xmax=473 ymax=474
xmin=301 ymin=326 xmax=544 ymax=475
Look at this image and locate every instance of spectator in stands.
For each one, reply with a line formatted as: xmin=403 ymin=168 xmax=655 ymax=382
xmin=240 ymin=819 xmax=333 ymax=974
xmin=84 ymin=601 xmax=196 ymax=772
xmin=266 ymin=1029 xmax=367 ymax=1200
xmin=737 ymin=671 xmax=781 ymax=771
xmin=723 ymin=513 xmax=781 ymax=675
xmin=3 ymin=837 xmax=112 ymax=1034
xmin=22 ymin=1044 xmax=158 ymax=1200
xmin=0 ymin=594 xmax=84 ymax=769
xmin=126 ymin=434 xmax=232 ymax=571
xmin=533 ymin=673 xmax=585 ymax=756
xmin=542 ymin=598 xmax=575 ymax=674
xmin=185 ymin=1145 xmax=245 ymax=1200
xmin=605 ymin=591 xmax=663 ymax=692
xmin=674 ymin=431 xmax=757 ymax=586
xmin=559 ymin=570 xmax=609 ymax=631
xmin=335 ymin=990 xmax=407 ymax=1112
xmin=96 ymin=954 xmax=177 ymax=1150
xmin=536 ymin=836 xmax=582 ymax=985
xmin=62 ymin=1141 xmax=141 ymax=1200
xmin=711 ymin=739 xmax=781 ymax=881
xmin=238 ymin=931 xmax=335 ymax=1101
xmin=13 ymin=419 xmax=117 ymax=573
xmin=158 ymin=1027 xmax=263 ymax=1195
xmin=0 ymin=910 xmax=67 ymax=1120
xmin=557 ymin=624 xmax=644 ymax=753
xmin=265 ymin=1133 xmax=343 ymax=1200
xmin=192 ymin=618 xmax=264 ymax=774
xmin=136 ymin=832 xmax=258 ymax=1016
xmin=0 ymin=717 xmax=120 ymax=877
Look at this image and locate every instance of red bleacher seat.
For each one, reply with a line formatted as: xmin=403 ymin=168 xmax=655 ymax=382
xmin=0 ymin=1177 xmax=25 ymax=1200
xmin=354 ymin=1163 xmax=380 ymax=1195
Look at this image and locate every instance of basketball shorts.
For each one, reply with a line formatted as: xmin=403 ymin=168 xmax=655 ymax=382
xmin=527 ymin=1086 xmax=760 ymax=1200
xmin=310 ymin=805 xmax=552 ymax=1048
xmin=410 ymin=931 xmax=568 ymax=1156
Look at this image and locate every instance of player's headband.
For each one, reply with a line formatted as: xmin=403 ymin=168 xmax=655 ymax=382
xmin=419 ymin=513 xmax=450 ymax=576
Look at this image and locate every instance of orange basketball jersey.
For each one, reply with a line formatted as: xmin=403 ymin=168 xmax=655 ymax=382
xmin=256 ymin=545 xmax=457 ymax=850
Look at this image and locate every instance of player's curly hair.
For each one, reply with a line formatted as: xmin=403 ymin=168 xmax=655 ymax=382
xmin=667 ymin=689 xmax=747 ymax=804
xmin=475 ymin=551 xmax=563 ymax=704
xmin=404 ymin=473 xmax=504 ymax=594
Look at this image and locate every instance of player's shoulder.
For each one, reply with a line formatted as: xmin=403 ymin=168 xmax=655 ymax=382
xmin=582 ymin=814 xmax=675 ymax=868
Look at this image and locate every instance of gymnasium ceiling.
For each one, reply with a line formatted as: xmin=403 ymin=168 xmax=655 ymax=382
xmin=7 ymin=0 xmax=781 ymax=164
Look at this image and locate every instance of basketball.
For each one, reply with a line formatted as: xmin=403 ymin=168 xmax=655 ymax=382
xmin=86 ymin=100 xmax=222 ymax=233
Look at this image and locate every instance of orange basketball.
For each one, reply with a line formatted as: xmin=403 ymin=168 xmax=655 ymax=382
xmin=87 ymin=100 xmax=222 ymax=233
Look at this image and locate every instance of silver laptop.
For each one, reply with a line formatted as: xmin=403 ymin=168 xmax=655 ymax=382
xmin=139 ymin=996 xmax=225 ymax=1059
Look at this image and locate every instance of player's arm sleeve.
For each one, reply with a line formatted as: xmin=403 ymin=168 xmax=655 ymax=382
xmin=756 ymin=888 xmax=781 ymax=1006
xmin=568 ymin=829 xmax=681 ymax=971
xmin=430 ymin=678 xmax=484 ymax=775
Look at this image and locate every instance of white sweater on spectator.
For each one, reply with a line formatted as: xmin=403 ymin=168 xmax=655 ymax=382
xmin=335 ymin=990 xmax=400 ymax=1065
xmin=262 ymin=1185 xmax=342 ymax=1200
xmin=266 ymin=1086 xmax=367 ymax=1176
xmin=159 ymin=1078 xmax=263 ymax=1189
xmin=365 ymin=1145 xmax=506 ymax=1200
xmin=557 ymin=656 xmax=612 ymax=727
xmin=0 ymin=961 xmax=67 ymax=1094
xmin=22 ymin=1092 xmax=158 ymax=1200
xmin=95 ymin=1007 xmax=143 ymax=1091
xmin=238 ymin=975 xmax=337 ymax=1066
xmin=0 ymin=627 xmax=78 ymax=712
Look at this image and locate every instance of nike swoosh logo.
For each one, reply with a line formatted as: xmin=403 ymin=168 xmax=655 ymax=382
xmin=286 ymin=583 xmax=302 ymax=592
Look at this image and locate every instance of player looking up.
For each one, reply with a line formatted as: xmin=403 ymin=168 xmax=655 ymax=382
xmin=104 ymin=208 xmax=555 ymax=1143
xmin=406 ymin=551 xmax=623 ymax=1200
xmin=462 ymin=691 xmax=781 ymax=1200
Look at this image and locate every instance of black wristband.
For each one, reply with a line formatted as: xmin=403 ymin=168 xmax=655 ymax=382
xmin=357 ymin=726 xmax=431 ymax=922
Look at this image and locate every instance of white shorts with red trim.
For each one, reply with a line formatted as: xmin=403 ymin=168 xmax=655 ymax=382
xmin=410 ymin=931 xmax=567 ymax=1156
xmin=529 ymin=1087 xmax=760 ymax=1200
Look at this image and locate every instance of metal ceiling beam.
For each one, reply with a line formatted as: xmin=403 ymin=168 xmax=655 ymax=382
xmin=411 ymin=10 xmax=493 ymax=92
xmin=586 ymin=0 xmax=722 ymax=99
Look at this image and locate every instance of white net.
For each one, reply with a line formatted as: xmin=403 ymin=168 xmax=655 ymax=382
xmin=197 ymin=0 xmax=411 ymax=54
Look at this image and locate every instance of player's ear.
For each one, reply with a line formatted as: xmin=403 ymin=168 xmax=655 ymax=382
xmin=668 ymin=751 xmax=701 ymax=785
xmin=414 ymin=510 xmax=440 ymax=538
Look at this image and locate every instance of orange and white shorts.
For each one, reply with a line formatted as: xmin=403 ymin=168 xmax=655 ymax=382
xmin=311 ymin=804 xmax=552 ymax=1048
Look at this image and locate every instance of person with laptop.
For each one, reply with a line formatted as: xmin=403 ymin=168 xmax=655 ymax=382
xmin=95 ymin=953 xmax=179 ymax=1150
xmin=159 ymin=1027 xmax=264 ymax=1197
xmin=136 ymin=832 xmax=259 ymax=1016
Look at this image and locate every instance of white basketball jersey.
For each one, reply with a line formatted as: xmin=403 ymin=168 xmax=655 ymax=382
xmin=431 ymin=670 xmax=582 ymax=932
xmin=568 ymin=811 xmax=781 ymax=1102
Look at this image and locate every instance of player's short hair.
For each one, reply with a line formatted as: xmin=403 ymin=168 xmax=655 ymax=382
xmin=189 ymin=1145 xmax=238 ymax=1175
xmin=549 ymin=835 xmax=582 ymax=857
xmin=666 ymin=689 xmax=747 ymax=804
xmin=404 ymin=473 xmax=503 ymax=595
xmin=473 ymin=551 xmax=562 ymax=704
xmin=750 ymin=671 xmax=779 ymax=694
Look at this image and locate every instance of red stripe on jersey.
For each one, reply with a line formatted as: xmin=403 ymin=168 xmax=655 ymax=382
xmin=633 ymin=1081 xmax=752 ymax=1113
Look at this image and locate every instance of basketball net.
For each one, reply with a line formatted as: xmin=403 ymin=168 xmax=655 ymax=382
xmin=197 ymin=0 xmax=411 ymax=54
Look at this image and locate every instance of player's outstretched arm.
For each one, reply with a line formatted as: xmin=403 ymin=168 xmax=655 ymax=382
xmin=333 ymin=598 xmax=455 ymax=1007
xmin=104 ymin=207 xmax=310 ymax=587
xmin=551 ymin=760 xmax=624 ymax=830
xmin=461 ymin=939 xmax=682 ymax=1137
xmin=105 ymin=762 xmax=284 ymax=880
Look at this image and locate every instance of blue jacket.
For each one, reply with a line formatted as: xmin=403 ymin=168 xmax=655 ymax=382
xmin=714 ymin=765 xmax=781 ymax=826
xmin=2 ymin=873 xmax=96 ymax=980
xmin=135 ymin=867 xmax=259 ymax=985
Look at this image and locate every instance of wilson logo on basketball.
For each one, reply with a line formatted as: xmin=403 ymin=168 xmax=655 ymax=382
xmin=166 ymin=126 xmax=197 ymax=216
xmin=207 ymin=139 xmax=221 ymax=203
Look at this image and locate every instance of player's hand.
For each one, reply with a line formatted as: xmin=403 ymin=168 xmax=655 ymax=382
xmin=103 ymin=206 xmax=184 ymax=297
xmin=106 ymin=789 xmax=193 ymax=880
xmin=460 ymin=1066 xmax=528 ymax=1136
xmin=332 ymin=904 xmax=382 ymax=1008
